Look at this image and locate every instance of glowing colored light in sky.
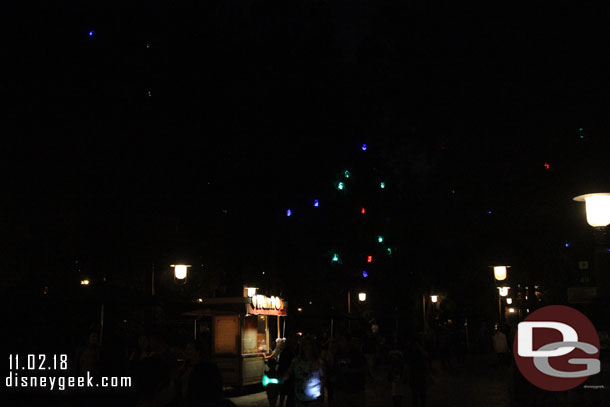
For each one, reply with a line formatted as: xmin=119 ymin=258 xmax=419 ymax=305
xmin=565 ymin=242 xmax=570 ymax=247
xmin=377 ymin=236 xmax=384 ymax=243
xmin=387 ymin=248 xmax=392 ymax=255
xmin=337 ymin=182 xmax=345 ymax=190
xmin=344 ymin=170 xmax=350 ymax=178
xmin=544 ymin=162 xmax=550 ymax=169
xmin=380 ymin=182 xmax=385 ymax=189
xmin=88 ymin=30 xmax=94 ymax=37
xmin=487 ymin=210 xmax=492 ymax=214
xmin=367 ymin=255 xmax=373 ymax=263
xmin=361 ymin=207 xmax=366 ymax=214
xmin=362 ymin=144 xmax=367 ymax=151
xmin=286 ymin=209 xmax=292 ymax=216
xmin=362 ymin=270 xmax=368 ymax=278
xmin=332 ymin=253 xmax=339 ymax=262
xmin=314 ymin=200 xmax=319 ymax=207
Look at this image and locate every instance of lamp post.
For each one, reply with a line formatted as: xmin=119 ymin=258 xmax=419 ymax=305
xmin=497 ymin=287 xmax=510 ymax=322
xmin=574 ymin=193 xmax=610 ymax=292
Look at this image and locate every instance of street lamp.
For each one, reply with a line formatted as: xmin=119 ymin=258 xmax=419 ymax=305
xmin=573 ymin=193 xmax=610 ymax=227
xmin=246 ymin=287 xmax=257 ymax=297
xmin=80 ymin=279 xmax=90 ymax=286
xmin=358 ymin=292 xmax=367 ymax=302
xmin=430 ymin=295 xmax=438 ymax=303
xmin=498 ymin=287 xmax=510 ymax=297
xmin=171 ymin=264 xmax=191 ymax=282
xmin=506 ymin=297 xmax=513 ymax=305
xmin=493 ymin=266 xmax=508 ymax=281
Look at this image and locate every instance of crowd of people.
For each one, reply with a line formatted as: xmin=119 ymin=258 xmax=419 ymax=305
xmin=67 ymin=318 xmax=515 ymax=407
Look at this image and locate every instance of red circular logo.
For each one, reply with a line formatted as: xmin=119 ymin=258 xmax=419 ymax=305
xmin=513 ymin=305 xmax=600 ymax=391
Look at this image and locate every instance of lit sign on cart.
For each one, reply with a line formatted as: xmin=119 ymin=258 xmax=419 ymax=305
xmin=247 ymin=295 xmax=287 ymax=316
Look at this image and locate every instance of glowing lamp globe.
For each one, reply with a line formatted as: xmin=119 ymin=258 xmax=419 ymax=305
xmin=493 ymin=266 xmax=507 ymax=281
xmin=358 ymin=292 xmax=367 ymax=302
xmin=573 ymin=193 xmax=610 ymax=227
xmin=506 ymin=298 xmax=513 ymax=305
xmin=172 ymin=264 xmax=190 ymax=280
xmin=498 ymin=287 xmax=510 ymax=297
xmin=430 ymin=295 xmax=438 ymax=303
xmin=247 ymin=287 xmax=257 ymax=297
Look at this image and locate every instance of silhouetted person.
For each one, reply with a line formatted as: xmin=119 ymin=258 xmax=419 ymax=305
xmin=74 ymin=330 xmax=102 ymax=377
xmin=331 ymin=333 xmax=367 ymax=407
xmin=286 ymin=336 xmax=324 ymax=407
xmin=278 ymin=333 xmax=298 ymax=407
xmin=182 ymin=339 xmax=230 ymax=407
xmin=492 ymin=324 xmax=509 ymax=367
xmin=406 ymin=334 xmax=428 ymax=407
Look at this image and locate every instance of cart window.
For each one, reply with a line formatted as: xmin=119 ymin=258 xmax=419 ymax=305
xmin=242 ymin=315 xmax=268 ymax=354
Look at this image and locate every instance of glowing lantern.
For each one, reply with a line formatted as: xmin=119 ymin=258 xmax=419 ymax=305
xmin=573 ymin=193 xmax=610 ymax=227
xmin=358 ymin=292 xmax=367 ymax=302
xmin=430 ymin=295 xmax=438 ymax=303
xmin=171 ymin=264 xmax=190 ymax=280
xmin=367 ymin=255 xmax=373 ymax=263
xmin=498 ymin=287 xmax=510 ymax=297
xmin=506 ymin=298 xmax=513 ymax=305
xmin=493 ymin=266 xmax=507 ymax=281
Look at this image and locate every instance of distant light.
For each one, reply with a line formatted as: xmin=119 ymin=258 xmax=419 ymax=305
xmin=362 ymin=270 xmax=368 ymax=278
xmin=526 ymin=309 xmax=530 ymax=313
xmin=88 ymin=30 xmax=94 ymax=37
xmin=337 ymin=182 xmax=345 ymax=190
xmin=146 ymin=43 xmax=151 ymax=49
xmin=309 ymin=301 xmax=312 ymax=305
xmin=286 ymin=209 xmax=292 ymax=217
xmin=297 ymin=308 xmax=303 ymax=312
xmin=332 ymin=253 xmax=339 ymax=262
xmin=314 ymin=200 xmax=319 ymax=207
xmin=147 ymin=90 xmax=152 ymax=97
xmin=544 ymin=162 xmax=550 ymax=169
xmin=80 ymin=279 xmax=90 ymax=286
xmin=361 ymin=207 xmax=366 ymax=214
xmin=506 ymin=298 xmax=513 ymax=305
xmin=380 ymin=182 xmax=386 ymax=189
xmin=367 ymin=255 xmax=373 ymax=263
xmin=377 ymin=235 xmax=384 ymax=243
xmin=508 ymin=308 xmax=516 ymax=313
xmin=247 ymin=287 xmax=257 ymax=297
xmin=430 ymin=295 xmax=438 ymax=303
xmin=387 ymin=248 xmax=392 ymax=255
xmin=487 ymin=210 xmax=492 ymax=215
xmin=196 ymin=298 xmax=203 ymax=303
xmin=498 ymin=286 xmax=510 ymax=297
xmin=358 ymin=292 xmax=367 ymax=302
xmin=565 ymin=242 xmax=570 ymax=247
xmin=344 ymin=170 xmax=351 ymax=178
xmin=362 ymin=144 xmax=367 ymax=151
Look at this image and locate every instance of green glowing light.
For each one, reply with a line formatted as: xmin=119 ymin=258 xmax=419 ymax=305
xmin=344 ymin=170 xmax=351 ymax=178
xmin=332 ymin=253 xmax=339 ymax=262
xmin=262 ymin=375 xmax=279 ymax=386
xmin=337 ymin=182 xmax=345 ymax=190
xmin=380 ymin=182 xmax=385 ymax=189
xmin=377 ymin=236 xmax=384 ymax=243
xmin=387 ymin=248 xmax=392 ymax=255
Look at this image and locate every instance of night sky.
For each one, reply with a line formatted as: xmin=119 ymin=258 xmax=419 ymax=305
xmin=2 ymin=1 xmax=610 ymax=330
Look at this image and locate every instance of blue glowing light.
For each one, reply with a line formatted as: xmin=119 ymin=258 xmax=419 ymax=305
xmin=362 ymin=144 xmax=367 ymax=151
xmin=565 ymin=242 xmax=570 ymax=247
xmin=314 ymin=200 xmax=319 ymax=207
xmin=286 ymin=209 xmax=292 ymax=217
xmin=487 ymin=210 xmax=492 ymax=215
xmin=304 ymin=373 xmax=322 ymax=399
xmin=332 ymin=253 xmax=339 ymax=262
xmin=362 ymin=270 xmax=368 ymax=278
xmin=88 ymin=30 xmax=95 ymax=37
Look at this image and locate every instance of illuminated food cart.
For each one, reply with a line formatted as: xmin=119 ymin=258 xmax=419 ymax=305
xmin=183 ymin=288 xmax=287 ymax=388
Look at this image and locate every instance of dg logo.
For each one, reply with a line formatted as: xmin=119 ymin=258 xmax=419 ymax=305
xmin=514 ymin=305 xmax=601 ymax=391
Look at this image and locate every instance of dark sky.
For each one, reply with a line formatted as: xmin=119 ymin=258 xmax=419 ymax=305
xmin=2 ymin=1 xmax=610 ymax=304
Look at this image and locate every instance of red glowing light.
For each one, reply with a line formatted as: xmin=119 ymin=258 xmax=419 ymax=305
xmin=544 ymin=162 xmax=550 ymax=169
xmin=361 ymin=207 xmax=366 ymax=214
xmin=367 ymin=255 xmax=373 ymax=263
